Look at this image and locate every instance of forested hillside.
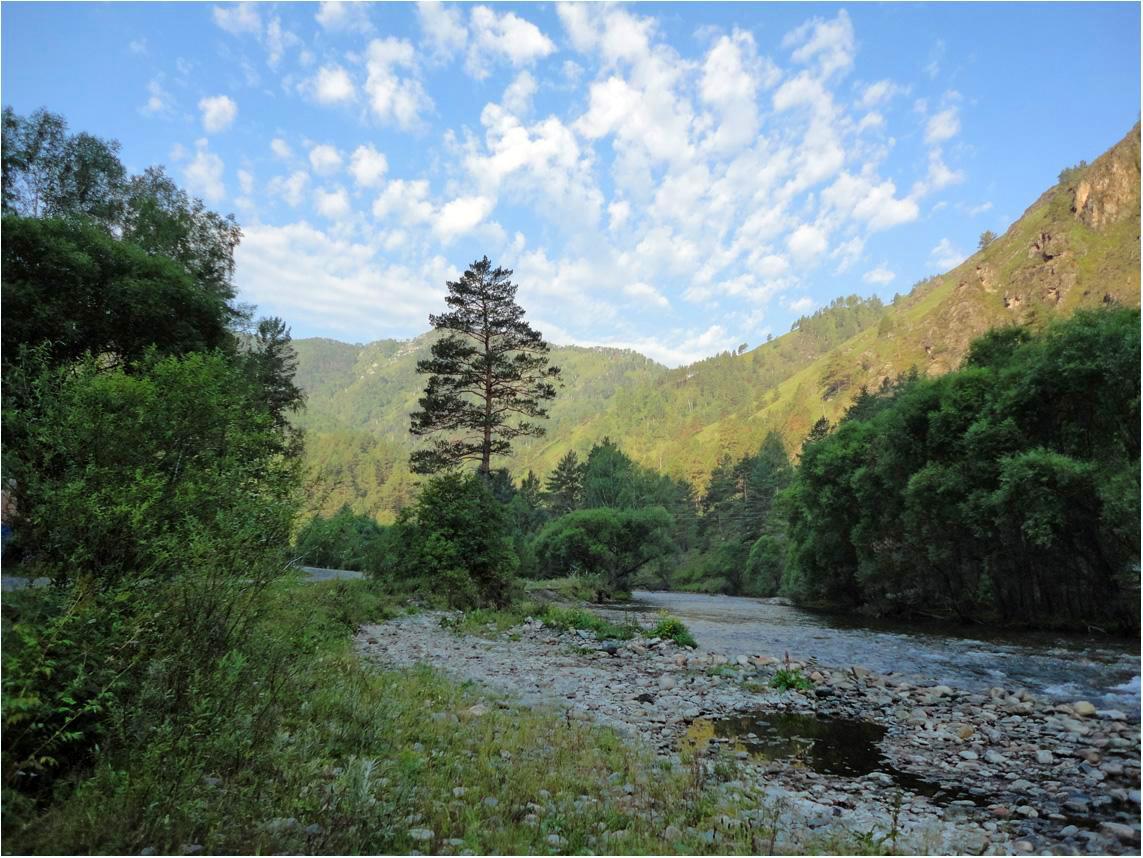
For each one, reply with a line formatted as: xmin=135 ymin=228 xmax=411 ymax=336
xmin=296 ymin=124 xmax=1141 ymax=520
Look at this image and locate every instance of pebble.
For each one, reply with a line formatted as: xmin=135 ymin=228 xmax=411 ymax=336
xmin=1073 ymin=701 xmax=1097 ymax=717
xmin=408 ymin=829 xmax=434 ymax=842
xmin=546 ymin=834 xmax=567 ymax=847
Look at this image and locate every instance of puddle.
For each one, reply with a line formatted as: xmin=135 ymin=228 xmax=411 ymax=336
xmin=685 ymin=711 xmax=1141 ymax=832
xmin=685 ymin=711 xmax=978 ymax=803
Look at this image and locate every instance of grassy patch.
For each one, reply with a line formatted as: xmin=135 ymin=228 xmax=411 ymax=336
xmin=3 ymin=577 xmax=872 ymax=855
xmin=536 ymin=604 xmax=635 ymax=640
xmin=770 ymin=667 xmax=814 ymax=692
xmin=522 ymin=575 xmax=604 ymax=602
xmin=650 ymin=612 xmax=697 ymax=648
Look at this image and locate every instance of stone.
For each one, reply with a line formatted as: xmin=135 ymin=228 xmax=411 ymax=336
xmin=453 ymin=787 xmax=467 ymax=798
xmin=1015 ymin=805 xmax=1038 ymax=818
xmin=1101 ymin=822 xmax=1141 ymax=846
xmin=956 ymin=725 xmax=975 ymax=740
xmin=1035 ymin=750 xmax=1054 ymax=765
xmin=1072 ymin=701 xmax=1096 ymax=717
xmin=482 ymin=796 xmax=499 ymax=808
xmin=546 ymin=834 xmax=568 ymax=847
xmin=181 ymin=846 xmax=203 ymax=856
xmin=984 ymin=751 xmax=1008 ymax=765
xmin=658 ymin=675 xmax=676 ymax=690
xmin=305 ymin=824 xmax=323 ymax=836
xmin=465 ymin=703 xmax=490 ymax=717
xmin=754 ymin=655 xmax=778 ymax=666
xmin=409 ymin=829 xmax=435 ymax=842
xmin=446 ymin=839 xmax=465 ymax=847
xmin=958 ymin=750 xmax=979 ymax=761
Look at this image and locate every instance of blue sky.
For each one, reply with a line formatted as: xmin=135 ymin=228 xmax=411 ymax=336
xmin=3 ymin=2 xmax=1139 ymax=365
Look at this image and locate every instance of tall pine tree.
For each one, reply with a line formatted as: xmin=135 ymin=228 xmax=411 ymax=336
xmin=410 ymin=256 xmax=559 ymax=475
xmin=545 ymin=450 xmax=584 ymax=514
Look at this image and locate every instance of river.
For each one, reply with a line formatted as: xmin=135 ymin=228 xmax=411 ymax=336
xmin=599 ymin=590 xmax=1141 ymax=715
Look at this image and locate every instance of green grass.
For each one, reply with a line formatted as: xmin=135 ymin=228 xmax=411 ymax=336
xmin=522 ymin=575 xmax=605 ymax=603
xmin=536 ymin=604 xmax=635 ymax=640
xmin=650 ymin=613 xmax=697 ymax=648
xmin=770 ymin=667 xmax=814 ymax=692
xmin=2 ymin=578 xmax=882 ymax=855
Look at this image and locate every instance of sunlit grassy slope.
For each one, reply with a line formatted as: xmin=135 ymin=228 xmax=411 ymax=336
xmin=294 ymin=125 xmax=1140 ymax=519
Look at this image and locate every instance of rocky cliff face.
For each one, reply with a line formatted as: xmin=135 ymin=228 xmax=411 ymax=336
xmin=1069 ymin=123 xmax=1141 ymax=229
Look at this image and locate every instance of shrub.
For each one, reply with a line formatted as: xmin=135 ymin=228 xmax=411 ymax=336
xmin=650 ymin=612 xmax=697 ymax=648
xmin=385 ymin=473 xmax=518 ymax=608
xmin=294 ymin=506 xmax=389 ymax=572
xmin=538 ymin=605 xmax=634 ymax=640
xmin=531 ymin=506 xmax=675 ymax=596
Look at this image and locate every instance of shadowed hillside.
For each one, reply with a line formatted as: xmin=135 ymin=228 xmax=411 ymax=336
xmin=295 ymin=125 xmax=1141 ymax=519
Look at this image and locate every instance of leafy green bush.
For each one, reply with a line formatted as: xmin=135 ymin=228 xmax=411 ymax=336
xmin=294 ymin=505 xmax=389 ymax=572
xmin=770 ymin=668 xmax=813 ymax=692
xmin=650 ymin=612 xmax=697 ymax=648
xmin=531 ymin=506 xmax=675 ymax=595
xmin=385 ymin=473 xmax=518 ymax=608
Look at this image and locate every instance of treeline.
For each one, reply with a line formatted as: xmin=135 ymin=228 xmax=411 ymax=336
xmin=2 ymin=107 xmax=306 ymax=837
xmin=296 ymin=438 xmax=702 ymax=603
xmin=785 ymin=308 xmax=1140 ymax=631
xmin=301 ymin=307 xmax=1141 ymax=632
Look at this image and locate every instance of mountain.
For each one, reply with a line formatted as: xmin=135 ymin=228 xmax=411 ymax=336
xmin=293 ymin=125 xmax=1141 ymax=520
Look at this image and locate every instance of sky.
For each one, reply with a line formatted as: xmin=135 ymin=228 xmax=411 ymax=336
xmin=3 ymin=2 xmax=1139 ymax=366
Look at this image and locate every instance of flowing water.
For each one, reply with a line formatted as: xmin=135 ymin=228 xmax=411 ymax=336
xmin=600 ymin=590 xmax=1141 ymax=714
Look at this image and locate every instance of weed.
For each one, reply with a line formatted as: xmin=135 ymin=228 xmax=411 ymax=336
xmin=650 ymin=612 xmax=697 ymax=648
xmin=770 ymin=667 xmax=814 ymax=692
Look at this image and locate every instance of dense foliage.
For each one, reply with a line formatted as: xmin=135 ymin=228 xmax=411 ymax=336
xmin=384 ymin=472 xmax=518 ymax=608
xmin=785 ymin=308 xmax=1140 ymax=630
xmin=1 ymin=107 xmax=304 ymax=829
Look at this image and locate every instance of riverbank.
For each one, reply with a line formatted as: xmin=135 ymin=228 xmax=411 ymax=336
xmin=358 ymin=609 xmax=1142 ymax=855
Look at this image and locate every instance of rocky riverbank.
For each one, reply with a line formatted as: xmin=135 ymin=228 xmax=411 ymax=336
xmin=356 ymin=612 xmax=1141 ymax=856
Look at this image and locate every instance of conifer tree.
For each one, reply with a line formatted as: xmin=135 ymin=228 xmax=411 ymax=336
xmin=410 ymin=256 xmax=559 ymax=475
xmin=545 ymin=450 xmax=584 ymax=514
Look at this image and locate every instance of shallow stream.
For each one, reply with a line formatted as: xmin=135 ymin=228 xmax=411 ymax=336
xmin=599 ymin=590 xmax=1141 ymax=714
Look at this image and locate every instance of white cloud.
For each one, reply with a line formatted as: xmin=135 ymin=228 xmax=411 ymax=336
xmin=141 ymin=79 xmax=173 ymax=115
xmin=502 ymin=70 xmax=538 ymax=116
xmin=268 ymin=170 xmax=309 ymax=207
xmin=183 ymin=139 xmax=226 ymax=202
xmin=822 ymin=172 xmax=920 ymax=232
xmin=466 ymin=5 xmax=556 ymax=79
xmin=608 ymin=199 xmax=630 ymax=231
xmin=348 ymin=144 xmax=389 ymax=188
xmin=911 ymin=148 xmax=965 ymax=197
xmin=786 ymin=296 xmax=815 ymax=313
xmin=315 ymin=2 xmax=372 ymax=34
xmin=365 ymin=37 xmax=433 ymax=130
xmin=271 ymin=137 xmax=293 ymax=159
xmin=925 ymin=106 xmax=960 ymax=143
xmin=862 ymin=265 xmax=895 ymax=285
xmin=699 ymin=29 xmax=774 ymax=153
xmin=372 ymin=179 xmax=434 ymax=223
xmin=786 ymin=223 xmax=828 ymax=265
xmin=308 ymin=144 xmax=343 ymax=175
xmin=968 ymin=201 xmax=993 ymax=216
xmin=235 ymin=222 xmax=451 ymax=335
xmin=198 ymin=95 xmax=238 ymax=133
xmin=930 ymin=237 xmax=966 ymax=270
xmin=237 ymin=169 xmax=254 ymax=195
xmin=859 ymin=79 xmax=904 ymax=108
xmin=309 ymin=65 xmax=356 ymax=104
xmin=624 ymin=281 xmax=670 ymax=309
xmin=417 ymin=1 xmax=467 ymax=60
xmin=314 ymin=186 xmax=352 ymax=220
xmin=782 ymin=10 xmax=854 ymax=78
xmin=434 ymin=195 xmax=495 ymax=241
xmin=213 ymin=3 xmax=260 ymax=36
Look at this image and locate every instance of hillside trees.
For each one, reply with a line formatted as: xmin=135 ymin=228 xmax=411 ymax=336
xmin=784 ymin=308 xmax=1140 ymax=630
xmin=410 ymin=256 xmax=560 ymax=475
